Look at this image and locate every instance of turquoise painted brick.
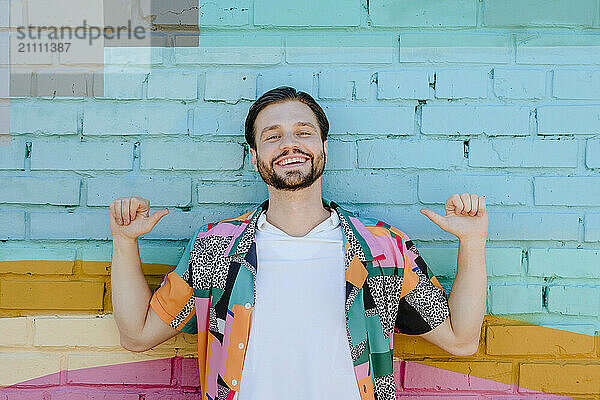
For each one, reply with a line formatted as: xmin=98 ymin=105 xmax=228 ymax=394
xmin=0 ymin=176 xmax=80 ymax=205
xmin=483 ymin=0 xmax=597 ymax=27
xmin=548 ymin=286 xmax=600 ymax=316
xmin=87 ymin=177 xmax=192 ymax=207
xmin=10 ymin=103 xmax=79 ymax=134
xmin=417 ymin=248 xmax=458 ymax=278
xmin=538 ymin=105 xmax=600 ymax=134
xmin=418 ymin=173 xmax=530 ymax=206
xmin=140 ymin=141 xmax=243 ymax=171
xmin=30 ymin=211 xmax=110 ymax=240
xmin=257 ymin=70 xmax=315 ymax=95
xmin=421 ymin=106 xmax=529 ymax=136
xmin=326 ymin=141 xmax=355 ymax=170
xmin=370 ymin=0 xmax=476 ymax=27
xmin=199 ymin=0 xmax=251 ymax=27
xmin=489 ymin=212 xmax=579 ymax=241
xmin=83 ymin=103 xmax=188 ymax=135
xmin=286 ymin=34 xmax=395 ymax=64
xmin=377 ymin=70 xmax=433 ymax=100
xmin=435 ymin=69 xmax=488 ymax=99
xmin=93 ymin=70 xmax=146 ymax=99
xmin=493 ymin=68 xmax=546 ymax=99
xmin=30 ymin=141 xmax=133 ymax=171
xmin=585 ymin=214 xmax=600 ymax=242
xmin=318 ymin=70 xmax=372 ymax=100
xmin=586 ymin=138 xmax=600 ymax=169
xmin=399 ymin=33 xmax=511 ymax=64
xmin=174 ymin=35 xmax=282 ymax=65
xmin=553 ymin=69 xmax=600 ymax=99
xmin=83 ymin=245 xmax=184 ymax=266
xmin=515 ymin=34 xmax=600 ymax=65
xmin=147 ymin=71 xmax=198 ymax=100
xmin=0 ymin=140 xmax=24 ymax=170
xmin=193 ymin=104 xmax=247 ymax=136
xmin=358 ymin=139 xmax=464 ymax=169
xmin=490 ymin=285 xmax=543 ymax=314
xmin=529 ymin=248 xmax=600 ymax=278
xmin=0 ymin=211 xmax=25 ymax=240
xmin=534 ymin=176 xmax=600 ymax=206
xmin=198 ymin=181 xmax=267 ymax=204
xmin=0 ymin=247 xmax=76 ymax=263
xmin=322 ymin=172 xmax=415 ymax=204
xmin=325 ymin=105 xmax=414 ymax=135
xmin=468 ymin=139 xmax=577 ymax=168
xmin=104 ymin=47 xmax=163 ymax=66
xmin=417 ymin=247 xmax=522 ymax=278
xmin=204 ymin=72 xmax=256 ymax=102
xmin=254 ymin=0 xmax=360 ymax=27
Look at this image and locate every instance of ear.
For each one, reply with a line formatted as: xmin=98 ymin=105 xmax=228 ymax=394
xmin=249 ymin=147 xmax=259 ymax=173
xmin=323 ymin=139 xmax=328 ymax=164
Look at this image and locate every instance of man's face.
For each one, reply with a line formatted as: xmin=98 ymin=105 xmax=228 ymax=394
xmin=250 ymin=100 xmax=328 ymax=191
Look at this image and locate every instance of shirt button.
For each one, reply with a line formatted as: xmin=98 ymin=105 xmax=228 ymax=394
xmin=238 ymin=342 xmax=244 ymax=349
xmin=232 ymin=379 xmax=238 ymax=386
xmin=244 ymin=303 xmax=251 ymax=309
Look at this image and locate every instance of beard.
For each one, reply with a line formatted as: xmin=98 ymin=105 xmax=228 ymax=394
xmin=256 ymin=146 xmax=326 ymax=191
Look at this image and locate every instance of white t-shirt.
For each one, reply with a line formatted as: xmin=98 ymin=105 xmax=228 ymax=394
xmin=237 ymin=209 xmax=361 ymax=400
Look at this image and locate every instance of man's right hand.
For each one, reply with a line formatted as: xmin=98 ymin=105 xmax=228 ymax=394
xmin=109 ymin=196 xmax=169 ymax=241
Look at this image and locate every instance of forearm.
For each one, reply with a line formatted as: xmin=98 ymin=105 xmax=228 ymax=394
xmin=447 ymin=238 xmax=487 ymax=344
xmin=111 ymin=237 xmax=152 ymax=342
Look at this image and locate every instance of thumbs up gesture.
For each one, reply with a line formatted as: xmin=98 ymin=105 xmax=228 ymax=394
xmin=420 ymin=193 xmax=488 ymax=242
xmin=109 ymin=196 xmax=169 ymax=241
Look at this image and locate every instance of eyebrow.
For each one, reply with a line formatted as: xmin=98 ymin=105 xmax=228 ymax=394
xmin=260 ymin=121 xmax=317 ymax=136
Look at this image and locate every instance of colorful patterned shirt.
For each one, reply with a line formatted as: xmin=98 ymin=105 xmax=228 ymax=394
xmin=150 ymin=198 xmax=450 ymax=400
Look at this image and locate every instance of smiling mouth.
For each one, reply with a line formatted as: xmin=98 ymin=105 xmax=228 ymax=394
xmin=275 ymin=156 xmax=310 ymax=167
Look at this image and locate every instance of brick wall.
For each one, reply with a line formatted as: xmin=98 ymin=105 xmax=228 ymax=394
xmin=1 ymin=0 xmax=599 ymax=398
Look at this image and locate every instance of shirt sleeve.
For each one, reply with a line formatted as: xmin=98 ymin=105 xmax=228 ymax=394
xmin=392 ymin=228 xmax=450 ymax=335
xmin=149 ymin=224 xmax=210 ymax=334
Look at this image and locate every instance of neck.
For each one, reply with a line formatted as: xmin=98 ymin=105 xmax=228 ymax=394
xmin=263 ymin=178 xmax=332 ymax=237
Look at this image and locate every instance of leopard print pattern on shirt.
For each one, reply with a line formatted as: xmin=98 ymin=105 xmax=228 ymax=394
xmin=404 ymin=267 xmax=450 ymax=330
xmin=189 ymin=234 xmax=231 ymax=290
xmin=374 ymin=373 xmax=396 ymax=400
xmin=170 ymin=296 xmax=195 ymax=330
xmin=366 ymin=275 xmax=392 ymax=338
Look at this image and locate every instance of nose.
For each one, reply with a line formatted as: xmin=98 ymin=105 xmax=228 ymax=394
xmin=278 ymin=130 xmax=300 ymax=150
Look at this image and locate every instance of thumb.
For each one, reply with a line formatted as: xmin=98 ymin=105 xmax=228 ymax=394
xmin=147 ymin=208 xmax=169 ymax=229
xmin=420 ymin=208 xmax=447 ymax=229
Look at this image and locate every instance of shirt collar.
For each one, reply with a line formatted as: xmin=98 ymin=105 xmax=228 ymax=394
xmin=255 ymin=206 xmax=340 ymax=233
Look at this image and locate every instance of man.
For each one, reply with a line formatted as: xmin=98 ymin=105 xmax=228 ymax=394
xmin=110 ymin=86 xmax=488 ymax=400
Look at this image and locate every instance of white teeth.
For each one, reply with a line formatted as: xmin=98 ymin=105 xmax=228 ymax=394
xmin=278 ymin=157 xmax=306 ymax=165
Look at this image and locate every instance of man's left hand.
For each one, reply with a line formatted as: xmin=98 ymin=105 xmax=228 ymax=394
xmin=420 ymin=193 xmax=488 ymax=241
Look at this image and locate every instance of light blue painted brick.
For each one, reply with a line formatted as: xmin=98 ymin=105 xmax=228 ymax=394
xmin=529 ymin=248 xmax=600 ymax=278
xmin=358 ymin=139 xmax=464 ymax=169
xmin=489 ymin=212 xmax=579 ymax=241
xmin=87 ymin=177 xmax=192 ymax=207
xmin=104 ymin=47 xmax=163 ymax=66
xmin=422 ymin=106 xmax=529 ymax=136
xmin=325 ymin=105 xmax=414 ymax=135
xmin=416 ymin=247 xmax=458 ymax=277
xmin=174 ymin=34 xmax=282 ymax=65
xmin=377 ymin=70 xmax=433 ymax=100
xmin=0 ymin=247 xmax=76 ymax=262
xmin=548 ymin=286 xmax=600 ymax=316
xmin=468 ymin=139 xmax=578 ymax=168
xmin=484 ymin=0 xmax=597 ymax=27
xmin=417 ymin=247 xmax=522 ymax=277
xmin=586 ymin=138 xmax=600 ymax=169
xmin=0 ymin=211 xmax=25 ymax=239
xmin=490 ymin=285 xmax=543 ymax=314
xmin=585 ymin=214 xmax=600 ymax=242
xmin=30 ymin=211 xmax=110 ymax=240
xmin=370 ymin=0 xmax=476 ymax=27
xmin=516 ymin=34 xmax=600 ymax=65
xmin=140 ymin=141 xmax=243 ymax=171
xmin=538 ymin=105 xmax=600 ymax=135
xmin=553 ymin=69 xmax=600 ymax=99
xmin=326 ymin=141 xmax=355 ymax=170
xmin=534 ymin=176 xmax=600 ymax=206
xmin=418 ymin=173 xmax=530 ymax=206
xmin=257 ymin=70 xmax=314 ymax=94
xmin=10 ymin=103 xmax=78 ymax=134
xmin=435 ymin=69 xmax=488 ymax=99
xmin=322 ymin=172 xmax=415 ymax=204
xmin=254 ymin=0 xmax=360 ymax=27
xmin=83 ymin=244 xmax=184 ymax=265
xmin=83 ymin=103 xmax=188 ymax=135
xmin=0 ymin=140 xmax=24 ymax=169
xmin=198 ymin=181 xmax=267 ymax=204
xmin=318 ymin=70 xmax=372 ymax=100
xmin=147 ymin=71 xmax=198 ymax=100
xmin=204 ymin=72 xmax=256 ymax=102
xmin=400 ymin=33 xmax=511 ymax=64
xmin=493 ymin=68 xmax=546 ymax=99
xmin=199 ymin=0 xmax=251 ymax=26
xmin=30 ymin=141 xmax=133 ymax=171
xmin=0 ymin=176 xmax=80 ymax=205
xmin=286 ymin=34 xmax=395 ymax=64
xmin=94 ymin=70 xmax=146 ymax=99
xmin=193 ymin=104 xmax=247 ymax=136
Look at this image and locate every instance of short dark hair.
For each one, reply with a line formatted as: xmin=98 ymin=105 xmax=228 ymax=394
xmin=244 ymin=86 xmax=329 ymax=150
